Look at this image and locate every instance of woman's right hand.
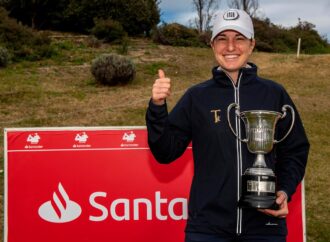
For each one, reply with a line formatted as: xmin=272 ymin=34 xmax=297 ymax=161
xmin=151 ymin=69 xmax=171 ymax=106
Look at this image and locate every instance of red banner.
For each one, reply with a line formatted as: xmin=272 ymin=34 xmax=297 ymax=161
xmin=4 ymin=127 xmax=305 ymax=242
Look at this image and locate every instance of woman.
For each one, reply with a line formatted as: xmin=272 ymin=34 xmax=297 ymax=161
xmin=146 ymin=9 xmax=309 ymax=242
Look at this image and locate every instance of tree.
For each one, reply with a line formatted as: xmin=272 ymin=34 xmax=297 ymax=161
xmin=0 ymin=0 xmax=161 ymax=35
xmin=112 ymin=0 xmax=160 ymax=36
xmin=0 ymin=0 xmax=68 ymax=29
xmin=192 ymin=0 xmax=220 ymax=33
xmin=291 ymin=18 xmax=329 ymax=53
xmin=0 ymin=7 xmax=53 ymax=61
xmin=227 ymin=0 xmax=259 ymax=17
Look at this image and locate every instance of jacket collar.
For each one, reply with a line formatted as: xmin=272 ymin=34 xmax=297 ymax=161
xmin=212 ymin=62 xmax=258 ymax=87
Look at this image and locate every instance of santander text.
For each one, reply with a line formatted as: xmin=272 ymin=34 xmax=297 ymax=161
xmin=89 ymin=191 xmax=188 ymax=221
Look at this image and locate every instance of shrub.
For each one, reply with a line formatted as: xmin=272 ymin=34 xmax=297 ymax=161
xmin=198 ymin=31 xmax=212 ymax=46
xmin=152 ymin=23 xmax=206 ymax=47
xmin=253 ymin=17 xmax=330 ymax=53
xmin=255 ymin=40 xmax=273 ymax=52
xmin=86 ymin=36 xmax=102 ymax=48
xmin=0 ymin=46 xmax=10 ymax=67
xmin=91 ymin=18 xmax=127 ymax=43
xmin=116 ymin=36 xmax=130 ymax=55
xmin=0 ymin=7 xmax=54 ymax=61
xmin=91 ymin=54 xmax=135 ymax=86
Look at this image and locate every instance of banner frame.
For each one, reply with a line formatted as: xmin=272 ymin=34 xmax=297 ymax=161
xmin=3 ymin=126 xmax=307 ymax=242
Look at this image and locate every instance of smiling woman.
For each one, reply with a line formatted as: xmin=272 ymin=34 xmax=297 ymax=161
xmin=146 ymin=8 xmax=309 ymax=242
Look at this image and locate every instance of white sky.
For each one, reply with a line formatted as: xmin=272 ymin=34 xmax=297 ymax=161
xmin=159 ymin=0 xmax=330 ymax=41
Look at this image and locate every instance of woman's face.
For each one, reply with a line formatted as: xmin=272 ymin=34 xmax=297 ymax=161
xmin=211 ymin=30 xmax=255 ymax=77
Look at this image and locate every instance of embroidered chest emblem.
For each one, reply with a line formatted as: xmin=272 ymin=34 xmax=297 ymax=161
xmin=211 ymin=109 xmax=221 ymax=123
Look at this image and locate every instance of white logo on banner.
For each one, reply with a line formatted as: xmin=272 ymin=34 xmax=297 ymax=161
xmin=38 ymin=183 xmax=82 ymax=223
xmin=27 ymin=133 xmax=41 ymax=144
xmin=122 ymin=131 xmax=136 ymax=142
xmin=73 ymin=132 xmax=91 ymax=148
xmin=121 ymin=131 xmax=138 ymax=147
xmin=25 ymin=133 xmax=43 ymax=149
xmin=120 ymin=131 xmax=139 ymax=147
xmin=75 ymin=132 xmax=88 ymax=143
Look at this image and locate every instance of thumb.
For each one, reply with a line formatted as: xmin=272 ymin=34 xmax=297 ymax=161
xmin=276 ymin=191 xmax=287 ymax=205
xmin=158 ymin=69 xmax=165 ymax=79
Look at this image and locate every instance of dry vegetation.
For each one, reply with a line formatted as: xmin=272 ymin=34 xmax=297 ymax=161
xmin=0 ymin=37 xmax=329 ymax=241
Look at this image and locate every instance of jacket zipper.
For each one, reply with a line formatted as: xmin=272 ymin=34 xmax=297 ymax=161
xmin=226 ymin=72 xmax=243 ymax=235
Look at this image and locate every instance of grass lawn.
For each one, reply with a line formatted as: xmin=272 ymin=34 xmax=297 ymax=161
xmin=0 ymin=36 xmax=329 ymax=241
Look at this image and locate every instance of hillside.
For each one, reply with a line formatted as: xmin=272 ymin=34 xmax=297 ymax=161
xmin=0 ymin=37 xmax=329 ymax=241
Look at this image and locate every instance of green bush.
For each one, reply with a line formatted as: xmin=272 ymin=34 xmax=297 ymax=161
xmin=91 ymin=18 xmax=127 ymax=43
xmin=116 ymin=36 xmax=130 ymax=55
xmin=91 ymin=53 xmax=135 ymax=86
xmin=86 ymin=36 xmax=102 ymax=48
xmin=253 ymin=18 xmax=330 ymax=54
xmin=255 ymin=41 xmax=273 ymax=52
xmin=152 ymin=23 xmax=206 ymax=47
xmin=0 ymin=7 xmax=54 ymax=61
xmin=198 ymin=31 xmax=212 ymax=46
xmin=0 ymin=46 xmax=10 ymax=67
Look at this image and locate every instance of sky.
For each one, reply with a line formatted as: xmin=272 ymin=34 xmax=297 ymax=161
xmin=159 ymin=0 xmax=330 ymax=41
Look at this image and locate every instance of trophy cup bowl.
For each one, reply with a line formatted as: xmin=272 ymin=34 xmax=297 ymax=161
xmin=227 ymin=103 xmax=295 ymax=208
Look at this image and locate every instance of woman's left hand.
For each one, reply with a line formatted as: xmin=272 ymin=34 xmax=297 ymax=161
xmin=258 ymin=191 xmax=288 ymax=218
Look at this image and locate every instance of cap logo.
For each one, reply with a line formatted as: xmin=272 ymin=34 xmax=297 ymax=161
xmin=223 ymin=10 xmax=239 ymax=20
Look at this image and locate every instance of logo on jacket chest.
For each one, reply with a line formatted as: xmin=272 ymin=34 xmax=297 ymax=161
xmin=210 ymin=109 xmax=221 ymax=123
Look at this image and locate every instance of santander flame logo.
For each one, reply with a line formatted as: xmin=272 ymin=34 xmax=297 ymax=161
xmin=38 ymin=183 xmax=82 ymax=223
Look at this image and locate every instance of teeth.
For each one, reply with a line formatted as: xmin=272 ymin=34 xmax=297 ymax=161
xmin=225 ymin=55 xmax=239 ymax=59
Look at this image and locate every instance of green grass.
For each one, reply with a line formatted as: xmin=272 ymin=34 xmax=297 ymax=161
xmin=0 ymin=36 xmax=329 ymax=241
xmin=143 ymin=61 xmax=169 ymax=75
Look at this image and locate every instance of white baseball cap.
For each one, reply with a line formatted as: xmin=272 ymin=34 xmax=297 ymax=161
xmin=211 ymin=9 xmax=254 ymax=41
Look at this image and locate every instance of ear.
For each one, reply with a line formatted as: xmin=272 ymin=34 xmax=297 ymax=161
xmin=210 ymin=41 xmax=215 ymax=51
xmin=249 ymin=39 xmax=256 ymax=54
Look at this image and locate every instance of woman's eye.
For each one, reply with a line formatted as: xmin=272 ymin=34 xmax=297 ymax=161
xmin=218 ymin=37 xmax=226 ymax=41
xmin=216 ymin=37 xmax=227 ymax=41
xmin=236 ymin=37 xmax=246 ymax=41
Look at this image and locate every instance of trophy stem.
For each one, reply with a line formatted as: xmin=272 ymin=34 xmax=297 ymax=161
xmin=253 ymin=154 xmax=267 ymax=168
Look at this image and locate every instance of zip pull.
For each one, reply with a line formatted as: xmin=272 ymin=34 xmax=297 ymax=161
xmin=224 ymin=71 xmax=243 ymax=89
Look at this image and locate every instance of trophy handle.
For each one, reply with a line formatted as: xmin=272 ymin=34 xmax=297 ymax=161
xmin=227 ymin=103 xmax=248 ymax=143
xmin=274 ymin=104 xmax=295 ymax=144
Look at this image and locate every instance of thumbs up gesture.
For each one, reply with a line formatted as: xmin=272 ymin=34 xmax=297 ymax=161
xmin=151 ymin=69 xmax=171 ymax=106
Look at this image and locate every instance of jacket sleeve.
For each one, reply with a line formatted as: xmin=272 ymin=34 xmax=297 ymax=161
xmin=145 ymin=91 xmax=192 ymax=164
xmin=274 ymin=88 xmax=310 ymax=200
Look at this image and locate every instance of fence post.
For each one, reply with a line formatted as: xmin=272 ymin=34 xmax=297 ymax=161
xmin=297 ymin=38 xmax=301 ymax=58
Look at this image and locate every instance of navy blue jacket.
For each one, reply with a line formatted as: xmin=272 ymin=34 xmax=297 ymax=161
xmin=146 ymin=63 xmax=309 ymax=236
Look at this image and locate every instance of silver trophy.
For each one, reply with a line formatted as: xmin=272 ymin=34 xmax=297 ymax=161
xmin=227 ymin=103 xmax=295 ymax=208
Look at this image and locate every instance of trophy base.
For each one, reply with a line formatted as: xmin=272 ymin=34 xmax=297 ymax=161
xmin=239 ymin=195 xmax=278 ymax=209
xmin=240 ymin=170 xmax=277 ymax=209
